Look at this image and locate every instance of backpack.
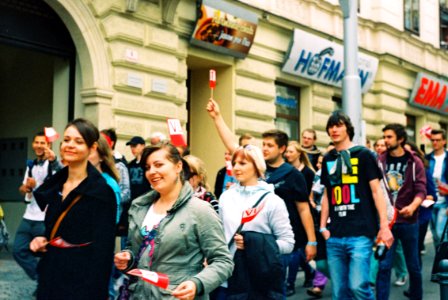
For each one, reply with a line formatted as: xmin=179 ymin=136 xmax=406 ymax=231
xmin=27 ymin=159 xmax=53 ymax=182
xmin=0 ymin=206 xmax=9 ymax=251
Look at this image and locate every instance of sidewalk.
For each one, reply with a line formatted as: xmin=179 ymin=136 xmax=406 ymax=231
xmin=0 ymin=240 xmax=442 ymax=299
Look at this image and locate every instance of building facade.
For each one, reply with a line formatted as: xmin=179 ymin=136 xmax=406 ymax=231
xmin=1 ymin=0 xmax=447 ymax=235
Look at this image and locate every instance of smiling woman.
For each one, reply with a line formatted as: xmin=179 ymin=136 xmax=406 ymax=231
xmin=114 ymin=142 xmax=233 ymax=300
xmin=29 ymin=118 xmax=117 ymax=299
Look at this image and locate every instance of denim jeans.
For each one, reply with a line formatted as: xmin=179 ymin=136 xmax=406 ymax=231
xmin=376 ymin=223 xmax=422 ymax=300
xmin=431 ymin=200 xmax=447 ymax=248
xmin=13 ymin=219 xmax=45 ymax=280
xmin=326 ymin=236 xmax=374 ymax=300
xmin=287 ymin=248 xmax=314 ymax=285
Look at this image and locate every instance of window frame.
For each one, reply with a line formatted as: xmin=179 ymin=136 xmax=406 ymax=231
xmin=274 ymin=82 xmax=300 ymax=141
xmin=404 ymin=0 xmax=420 ymax=35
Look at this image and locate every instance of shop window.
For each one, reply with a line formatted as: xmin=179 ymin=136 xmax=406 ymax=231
xmin=440 ymin=121 xmax=448 ymax=133
xmin=275 ymin=83 xmax=300 ymax=141
xmin=332 ymin=96 xmax=342 ymax=110
xmin=441 ymin=0 xmax=448 ymax=49
xmin=405 ymin=114 xmax=417 ymax=143
xmin=404 ymin=0 xmax=420 ymax=35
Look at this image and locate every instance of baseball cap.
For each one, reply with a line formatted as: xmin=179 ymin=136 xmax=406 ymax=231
xmin=126 ymin=136 xmax=145 ymax=146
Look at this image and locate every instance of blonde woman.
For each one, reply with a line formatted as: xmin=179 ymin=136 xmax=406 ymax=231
xmin=285 ymin=141 xmax=315 ymax=194
xmin=184 ymin=155 xmax=219 ymax=213
xmin=212 ymin=145 xmax=294 ymax=299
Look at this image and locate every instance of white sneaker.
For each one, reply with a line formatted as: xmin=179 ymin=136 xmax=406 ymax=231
xmin=394 ymin=276 xmax=407 ymax=286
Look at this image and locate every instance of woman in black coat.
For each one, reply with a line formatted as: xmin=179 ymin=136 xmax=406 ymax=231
xmin=30 ymin=118 xmax=117 ymax=299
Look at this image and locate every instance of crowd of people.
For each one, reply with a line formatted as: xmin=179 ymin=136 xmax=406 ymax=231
xmin=9 ymin=99 xmax=448 ymax=300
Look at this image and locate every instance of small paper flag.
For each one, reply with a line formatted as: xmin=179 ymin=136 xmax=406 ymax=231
xmin=167 ymin=119 xmax=187 ymax=147
xmin=44 ymin=127 xmax=59 ymax=143
xmin=225 ymin=160 xmax=233 ymax=176
xmin=209 ymin=69 xmax=216 ymax=89
xmin=127 ymin=269 xmax=170 ymax=289
xmin=49 ymin=236 xmax=92 ymax=248
xmin=419 ymin=125 xmax=432 ymax=140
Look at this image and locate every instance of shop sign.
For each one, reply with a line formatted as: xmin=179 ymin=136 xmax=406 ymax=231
xmin=409 ymin=73 xmax=448 ymax=115
xmin=190 ymin=0 xmax=258 ymax=58
xmin=282 ymin=29 xmax=378 ymax=94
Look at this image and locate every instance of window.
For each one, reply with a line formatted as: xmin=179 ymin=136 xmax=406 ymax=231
xmin=441 ymin=1 xmax=448 ymax=49
xmin=275 ymin=83 xmax=300 ymax=141
xmin=404 ymin=0 xmax=420 ymax=34
xmin=405 ymin=114 xmax=416 ymax=143
xmin=332 ymin=96 xmax=342 ymax=110
xmin=440 ymin=121 xmax=448 ymax=133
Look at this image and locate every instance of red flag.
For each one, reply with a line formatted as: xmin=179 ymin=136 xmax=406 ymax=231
xmin=209 ymin=69 xmax=216 ymax=89
xmin=419 ymin=125 xmax=432 ymax=140
xmin=44 ymin=127 xmax=59 ymax=143
xmin=241 ymin=201 xmax=265 ymax=224
xmin=48 ymin=236 xmax=92 ymax=248
xmin=225 ymin=160 xmax=233 ymax=176
xmin=127 ymin=269 xmax=170 ymax=289
xmin=167 ymin=119 xmax=187 ymax=147
xmin=438 ymin=181 xmax=448 ymax=195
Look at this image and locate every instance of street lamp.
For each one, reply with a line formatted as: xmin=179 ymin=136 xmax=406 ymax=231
xmin=339 ymin=0 xmax=362 ymax=145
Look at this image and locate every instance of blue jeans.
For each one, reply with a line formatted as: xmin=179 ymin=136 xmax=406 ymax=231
xmin=287 ymin=248 xmax=314 ymax=285
xmin=13 ymin=219 xmax=45 ymax=280
xmin=431 ymin=200 xmax=447 ymax=248
xmin=326 ymin=236 xmax=374 ymax=300
xmin=376 ymin=223 xmax=422 ymax=300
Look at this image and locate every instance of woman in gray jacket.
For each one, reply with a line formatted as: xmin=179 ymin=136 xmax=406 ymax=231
xmin=114 ymin=142 xmax=233 ymax=300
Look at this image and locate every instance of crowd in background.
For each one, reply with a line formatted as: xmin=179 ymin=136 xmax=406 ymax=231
xmin=9 ymin=100 xmax=448 ymax=300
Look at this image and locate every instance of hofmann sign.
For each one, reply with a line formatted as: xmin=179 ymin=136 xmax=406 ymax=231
xmin=409 ymin=73 xmax=448 ymax=115
xmin=282 ymin=29 xmax=378 ymax=94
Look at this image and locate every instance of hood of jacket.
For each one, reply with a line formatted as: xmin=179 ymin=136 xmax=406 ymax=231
xmin=227 ymin=180 xmax=275 ymax=198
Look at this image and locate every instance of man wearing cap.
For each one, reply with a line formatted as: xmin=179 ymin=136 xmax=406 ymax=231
xmin=126 ymin=136 xmax=151 ymax=201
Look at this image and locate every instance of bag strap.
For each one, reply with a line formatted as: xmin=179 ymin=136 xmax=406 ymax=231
xmin=50 ymin=194 xmax=82 ymax=240
xmin=227 ymin=191 xmax=270 ymax=248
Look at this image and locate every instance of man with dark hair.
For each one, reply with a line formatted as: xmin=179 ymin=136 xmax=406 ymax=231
xmin=238 ymin=133 xmax=254 ymax=147
xmin=320 ymin=111 xmax=393 ymax=300
xmin=427 ymin=129 xmax=448 ymax=248
xmin=14 ymin=132 xmax=62 ymax=283
xmin=376 ymin=123 xmax=425 ymax=300
xmin=302 ymin=128 xmax=321 ymax=170
xmin=207 ymin=99 xmax=317 ymax=296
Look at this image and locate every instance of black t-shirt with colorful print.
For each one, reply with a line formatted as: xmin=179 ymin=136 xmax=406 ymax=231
xmin=321 ymin=147 xmax=381 ymax=238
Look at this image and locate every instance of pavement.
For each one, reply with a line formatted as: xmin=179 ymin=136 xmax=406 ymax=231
xmin=0 ymin=240 xmax=442 ymax=300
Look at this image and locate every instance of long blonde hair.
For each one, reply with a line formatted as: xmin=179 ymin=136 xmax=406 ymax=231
xmin=183 ymin=155 xmax=211 ymax=191
xmin=288 ymin=141 xmax=315 ymax=172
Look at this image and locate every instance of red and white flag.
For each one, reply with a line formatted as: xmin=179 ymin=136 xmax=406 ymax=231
xmin=241 ymin=201 xmax=266 ymax=224
xmin=209 ymin=69 xmax=216 ymax=89
xmin=167 ymin=119 xmax=187 ymax=147
xmin=225 ymin=160 xmax=233 ymax=176
xmin=419 ymin=125 xmax=432 ymax=140
xmin=44 ymin=127 xmax=59 ymax=143
xmin=127 ymin=269 xmax=170 ymax=289
xmin=49 ymin=236 xmax=92 ymax=248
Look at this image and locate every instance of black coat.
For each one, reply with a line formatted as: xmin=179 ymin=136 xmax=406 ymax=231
xmin=34 ymin=163 xmax=117 ymax=300
xmin=227 ymin=231 xmax=284 ymax=300
xmin=214 ymin=166 xmax=226 ymax=199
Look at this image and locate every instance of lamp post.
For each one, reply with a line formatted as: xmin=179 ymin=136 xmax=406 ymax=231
xmin=339 ymin=0 xmax=362 ymax=145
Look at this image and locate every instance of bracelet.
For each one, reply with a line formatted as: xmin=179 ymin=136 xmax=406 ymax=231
xmin=319 ymin=227 xmax=328 ymax=233
xmin=307 ymin=241 xmax=318 ymax=246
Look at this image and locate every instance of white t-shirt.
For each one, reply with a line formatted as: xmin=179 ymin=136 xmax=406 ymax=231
xmin=141 ymin=204 xmax=166 ymax=235
xmin=433 ymin=152 xmax=447 ymax=200
xmin=22 ymin=161 xmax=50 ymax=221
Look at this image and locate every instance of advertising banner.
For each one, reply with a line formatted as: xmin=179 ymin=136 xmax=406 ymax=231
xmin=190 ymin=0 xmax=258 ymax=58
xmin=409 ymin=73 xmax=448 ymax=115
xmin=282 ymin=29 xmax=378 ymax=94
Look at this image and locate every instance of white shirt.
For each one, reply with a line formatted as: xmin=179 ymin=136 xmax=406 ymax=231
xmin=22 ymin=161 xmax=50 ymax=221
xmin=141 ymin=204 xmax=166 ymax=234
xmin=434 ymin=152 xmax=447 ymax=200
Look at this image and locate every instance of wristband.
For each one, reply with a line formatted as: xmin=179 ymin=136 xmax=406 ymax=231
xmin=307 ymin=241 xmax=318 ymax=246
xmin=319 ymin=227 xmax=328 ymax=233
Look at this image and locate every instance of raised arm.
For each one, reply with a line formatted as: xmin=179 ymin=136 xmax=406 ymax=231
xmin=206 ymin=99 xmax=237 ymax=153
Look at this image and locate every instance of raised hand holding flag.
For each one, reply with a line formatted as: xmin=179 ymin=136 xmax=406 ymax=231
xmin=44 ymin=127 xmax=59 ymax=143
xmin=209 ymin=69 xmax=216 ymax=98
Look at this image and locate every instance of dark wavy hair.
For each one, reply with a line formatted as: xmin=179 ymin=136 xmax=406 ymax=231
xmin=65 ymin=118 xmax=99 ymax=148
xmin=326 ymin=110 xmax=355 ymax=141
xmin=382 ymin=123 xmax=407 ymax=147
xmin=141 ymin=142 xmax=190 ymax=183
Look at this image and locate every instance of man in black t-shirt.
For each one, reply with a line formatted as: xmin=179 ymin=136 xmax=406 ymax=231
xmin=320 ymin=111 xmax=393 ymax=300
xmin=376 ymin=124 xmax=425 ymax=300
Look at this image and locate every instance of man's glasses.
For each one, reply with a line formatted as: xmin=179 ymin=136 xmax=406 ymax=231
xmin=431 ymin=139 xmax=443 ymax=142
